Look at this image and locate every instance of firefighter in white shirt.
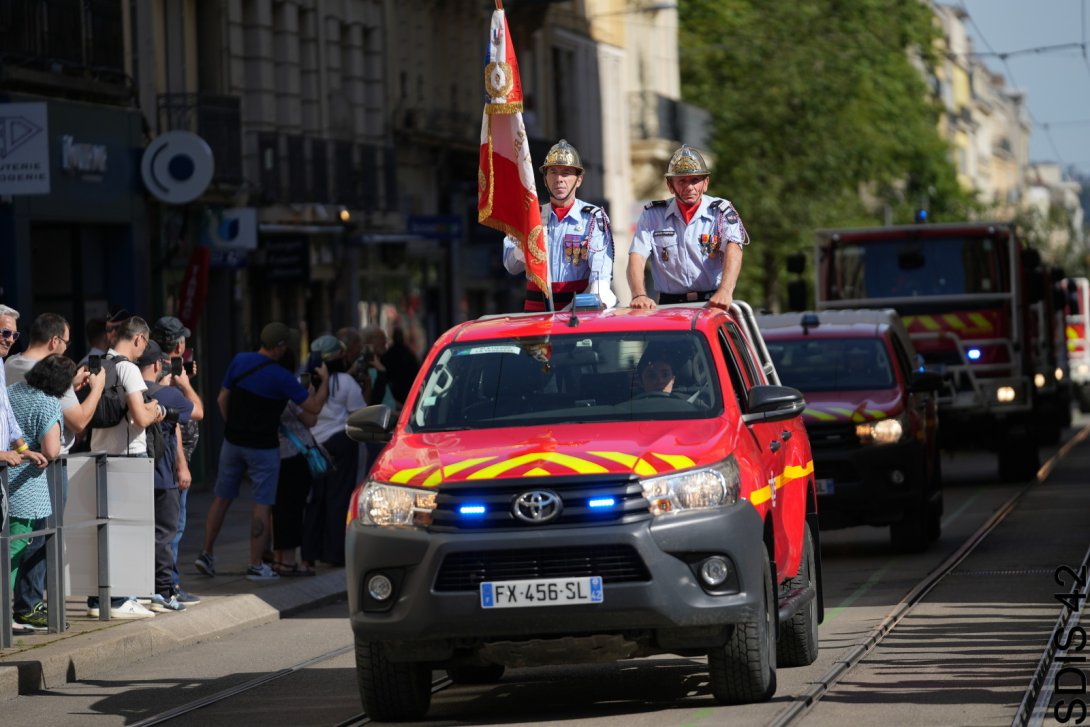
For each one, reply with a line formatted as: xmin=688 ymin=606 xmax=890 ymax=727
xmin=503 ymin=140 xmax=616 ymax=311
xmin=627 ymin=145 xmax=749 ymax=311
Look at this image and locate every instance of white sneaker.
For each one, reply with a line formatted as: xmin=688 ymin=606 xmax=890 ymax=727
xmin=110 ymin=598 xmax=156 ymax=619
xmin=245 ymin=562 xmax=280 ymax=581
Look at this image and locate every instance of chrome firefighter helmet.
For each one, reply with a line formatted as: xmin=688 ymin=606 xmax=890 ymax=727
xmin=665 ymin=145 xmax=710 ymax=177
xmin=540 ymin=139 xmax=584 ymax=175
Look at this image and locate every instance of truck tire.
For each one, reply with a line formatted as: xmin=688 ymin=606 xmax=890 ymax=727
xmin=446 ymin=663 xmax=506 ymax=684
xmin=355 ymin=638 xmax=431 ymax=722
xmin=890 ymin=505 xmax=928 ymax=553
xmin=708 ymin=548 xmax=777 ymax=703
xmin=997 ymin=436 xmax=1040 ymax=483
xmin=777 ymin=523 xmax=819 ymax=667
xmin=1078 ymin=385 xmax=1090 ymax=414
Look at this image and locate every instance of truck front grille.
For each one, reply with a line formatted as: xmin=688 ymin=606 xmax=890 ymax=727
xmin=434 ymin=544 xmax=651 ymax=592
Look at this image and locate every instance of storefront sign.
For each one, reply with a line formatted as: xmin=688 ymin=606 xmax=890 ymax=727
xmin=61 ymin=134 xmax=108 ymax=179
xmin=0 ymin=102 xmax=50 ymax=195
xmin=263 ymin=236 xmax=310 ymax=281
xmin=201 ymin=207 xmax=258 ymax=250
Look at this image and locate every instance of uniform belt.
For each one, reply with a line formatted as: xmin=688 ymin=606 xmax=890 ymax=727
xmin=658 ymin=290 xmax=715 ymax=304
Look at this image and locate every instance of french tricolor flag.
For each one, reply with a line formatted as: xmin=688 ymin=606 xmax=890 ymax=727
xmin=477 ymin=2 xmax=551 ymax=310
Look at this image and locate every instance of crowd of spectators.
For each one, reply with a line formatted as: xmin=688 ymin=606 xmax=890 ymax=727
xmin=2 ymin=303 xmax=419 ymax=634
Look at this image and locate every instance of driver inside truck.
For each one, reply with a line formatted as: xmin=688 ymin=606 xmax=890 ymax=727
xmin=636 ymin=343 xmax=682 ymax=394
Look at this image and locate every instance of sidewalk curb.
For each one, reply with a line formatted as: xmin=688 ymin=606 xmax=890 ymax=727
xmin=0 ymin=570 xmax=346 ymax=702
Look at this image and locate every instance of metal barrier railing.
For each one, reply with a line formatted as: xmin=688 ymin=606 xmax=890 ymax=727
xmin=1 ymin=453 xmax=113 ymax=648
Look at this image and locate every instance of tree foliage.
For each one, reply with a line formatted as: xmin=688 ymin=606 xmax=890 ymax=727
xmin=680 ymin=0 xmax=976 ymax=308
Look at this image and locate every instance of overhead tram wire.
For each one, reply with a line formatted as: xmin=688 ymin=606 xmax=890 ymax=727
xmin=958 ymin=1 xmax=1070 ymax=173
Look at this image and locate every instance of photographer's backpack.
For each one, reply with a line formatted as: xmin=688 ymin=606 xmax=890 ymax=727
xmin=79 ymin=354 xmax=129 ymax=429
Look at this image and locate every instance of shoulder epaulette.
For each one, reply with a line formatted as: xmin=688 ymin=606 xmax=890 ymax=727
xmin=581 ymin=204 xmax=599 ymax=215
xmin=708 ymin=199 xmax=724 ymax=210
xmin=644 ymin=200 xmax=668 ymax=209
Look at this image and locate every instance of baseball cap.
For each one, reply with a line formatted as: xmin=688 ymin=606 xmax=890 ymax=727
xmin=260 ymin=322 xmax=298 ymax=349
xmin=153 ymin=316 xmax=192 ymax=341
xmin=107 ymin=307 xmax=132 ymax=326
xmin=135 ymin=339 xmax=167 ymax=367
xmin=311 ymin=334 xmax=346 ymax=361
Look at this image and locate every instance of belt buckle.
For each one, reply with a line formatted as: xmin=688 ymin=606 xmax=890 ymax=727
xmin=685 ymin=291 xmax=698 ymax=302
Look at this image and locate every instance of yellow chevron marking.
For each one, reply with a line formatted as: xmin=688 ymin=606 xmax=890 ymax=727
xmin=830 ymin=407 xmax=856 ymax=418
xmin=1067 ymin=326 xmax=1078 ymax=340
xmin=589 ymin=451 xmax=659 ymax=476
xmin=968 ymin=313 xmax=993 ymax=330
xmin=805 ymin=408 xmax=837 ymax=421
xmin=749 ymin=460 xmax=814 ymax=506
xmin=442 ymin=457 xmax=498 ymax=477
xmin=524 ymin=467 xmax=551 ymax=476
xmin=943 ymin=314 xmax=966 ymax=330
xmin=750 ymin=484 xmax=772 ymax=505
xmin=467 ymin=452 xmax=610 ymax=479
xmin=422 ymin=469 xmax=443 ymax=488
xmin=651 ymin=453 xmax=696 ymax=470
xmin=865 ymin=409 xmax=887 ymax=419
xmin=390 ymin=465 xmax=433 ymax=484
xmin=917 ymin=315 xmax=941 ymax=331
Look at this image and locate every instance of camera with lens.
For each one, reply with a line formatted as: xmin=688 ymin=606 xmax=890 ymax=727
xmin=157 ymin=403 xmax=182 ymax=423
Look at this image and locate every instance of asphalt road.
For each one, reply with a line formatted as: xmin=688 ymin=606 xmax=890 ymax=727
xmin=3 ymin=418 xmax=1086 ymax=726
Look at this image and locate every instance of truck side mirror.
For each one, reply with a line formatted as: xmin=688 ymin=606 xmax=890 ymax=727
xmin=786 ymin=252 xmax=806 ymax=275
xmin=787 ymin=280 xmax=808 ymax=312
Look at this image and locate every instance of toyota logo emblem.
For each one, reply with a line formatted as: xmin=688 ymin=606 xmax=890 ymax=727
xmin=512 ymin=490 xmax=563 ymax=523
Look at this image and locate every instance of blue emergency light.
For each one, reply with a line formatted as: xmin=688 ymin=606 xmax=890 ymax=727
xmin=588 ymin=497 xmax=616 ymax=509
xmin=459 ymin=504 xmax=487 ymax=517
xmin=572 ymin=293 xmax=605 ymax=311
xmin=967 ymin=348 xmax=982 ymax=361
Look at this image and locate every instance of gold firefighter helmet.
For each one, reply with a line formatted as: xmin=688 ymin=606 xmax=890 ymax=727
xmin=539 ymin=139 xmax=584 ymax=175
xmin=665 ymin=145 xmax=710 ymax=177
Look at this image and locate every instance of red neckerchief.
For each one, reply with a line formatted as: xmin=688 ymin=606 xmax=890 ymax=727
xmin=677 ymin=198 xmax=700 ymax=225
xmin=552 ymin=201 xmax=574 ymax=221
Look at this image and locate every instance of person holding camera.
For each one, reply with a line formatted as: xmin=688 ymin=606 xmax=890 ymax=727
xmin=85 ymin=316 xmax=162 ymax=618
xmin=151 ymin=316 xmax=203 ymax=606
xmin=301 ymin=335 xmax=365 ymax=568
xmin=137 ymin=340 xmax=194 ymax=612
xmin=196 ymin=323 xmax=329 ymax=582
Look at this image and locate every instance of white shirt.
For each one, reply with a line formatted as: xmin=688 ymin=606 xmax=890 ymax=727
xmin=630 ymin=195 xmax=748 ymax=295
xmin=89 ymin=349 xmax=149 ymax=456
xmin=310 ymin=371 xmax=366 ymax=445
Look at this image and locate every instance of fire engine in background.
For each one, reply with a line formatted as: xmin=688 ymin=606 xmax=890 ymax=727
xmin=1067 ymin=277 xmax=1090 ymax=412
xmin=787 ymin=221 xmax=1069 ymax=483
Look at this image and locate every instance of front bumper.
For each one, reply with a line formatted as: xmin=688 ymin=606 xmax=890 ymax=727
xmin=346 ymin=503 xmax=766 ymax=663
xmin=810 ymin=439 xmax=930 ymax=528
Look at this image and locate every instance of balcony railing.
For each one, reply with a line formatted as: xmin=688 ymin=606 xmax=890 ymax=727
xmin=628 ymin=90 xmax=711 ymax=148
xmin=156 ymin=93 xmax=243 ymax=185
xmin=0 ymin=0 xmax=130 ymax=99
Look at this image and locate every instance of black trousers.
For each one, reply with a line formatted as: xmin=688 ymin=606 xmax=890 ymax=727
xmin=302 ymin=431 xmax=360 ymax=567
xmin=273 ymin=453 xmax=312 ymax=552
xmin=154 ymin=488 xmax=180 ymax=597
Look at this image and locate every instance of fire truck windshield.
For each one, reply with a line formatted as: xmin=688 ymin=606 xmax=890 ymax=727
xmin=767 ymin=338 xmax=895 ymax=392
xmin=830 ymin=235 xmax=1007 ymax=301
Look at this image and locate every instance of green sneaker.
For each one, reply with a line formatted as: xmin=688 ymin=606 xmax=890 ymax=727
xmin=13 ymin=602 xmax=49 ymax=631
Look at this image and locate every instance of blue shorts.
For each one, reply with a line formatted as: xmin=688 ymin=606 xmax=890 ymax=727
xmin=214 ymin=441 xmax=281 ymax=505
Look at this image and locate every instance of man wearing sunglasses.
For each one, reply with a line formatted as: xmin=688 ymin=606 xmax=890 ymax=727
xmin=0 ymin=305 xmax=49 ymax=470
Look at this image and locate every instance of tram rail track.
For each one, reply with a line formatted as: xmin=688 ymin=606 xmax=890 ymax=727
xmin=131 ymin=425 xmax=1090 ymax=726
xmin=770 ymin=423 xmax=1090 ymax=727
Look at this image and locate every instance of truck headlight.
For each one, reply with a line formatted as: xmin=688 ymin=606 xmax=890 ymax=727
xmin=856 ymin=415 xmax=904 ymax=445
xmin=640 ymin=455 xmax=740 ymax=516
xmin=354 ymin=482 xmax=437 ymax=527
